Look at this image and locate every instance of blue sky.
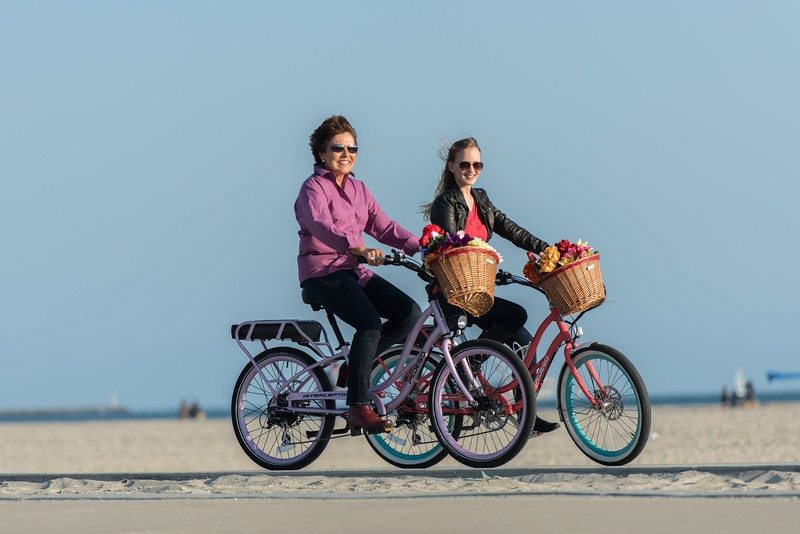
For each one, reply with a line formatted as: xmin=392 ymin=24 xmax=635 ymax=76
xmin=2 ymin=1 xmax=799 ymax=410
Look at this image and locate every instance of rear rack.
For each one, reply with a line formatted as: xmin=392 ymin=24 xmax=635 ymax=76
xmin=231 ymin=320 xmax=338 ymax=359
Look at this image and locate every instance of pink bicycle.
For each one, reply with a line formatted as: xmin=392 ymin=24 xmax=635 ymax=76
xmin=369 ymin=265 xmax=651 ymax=468
xmin=229 ymin=251 xmax=537 ymax=470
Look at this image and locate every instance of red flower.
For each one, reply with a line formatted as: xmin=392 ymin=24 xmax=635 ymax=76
xmin=419 ymin=223 xmax=444 ymax=247
xmin=555 ymin=239 xmax=573 ymax=256
xmin=523 ymin=257 xmax=542 ymax=284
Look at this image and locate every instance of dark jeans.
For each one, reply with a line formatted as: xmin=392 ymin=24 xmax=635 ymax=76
xmin=439 ymin=295 xmax=534 ymax=359
xmin=301 ymin=270 xmax=422 ymax=405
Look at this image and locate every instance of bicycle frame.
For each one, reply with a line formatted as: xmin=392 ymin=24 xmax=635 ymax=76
xmin=499 ymin=272 xmax=606 ymax=410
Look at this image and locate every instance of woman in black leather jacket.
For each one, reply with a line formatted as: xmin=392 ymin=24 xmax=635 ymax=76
xmin=423 ymin=137 xmax=559 ymax=434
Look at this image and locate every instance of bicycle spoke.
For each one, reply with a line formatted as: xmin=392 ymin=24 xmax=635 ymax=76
xmin=431 ymin=342 xmax=535 ymax=468
xmin=560 ymin=346 xmax=650 ymax=465
xmin=232 ymin=350 xmax=335 ymax=470
xmin=365 ymin=351 xmax=450 ymax=469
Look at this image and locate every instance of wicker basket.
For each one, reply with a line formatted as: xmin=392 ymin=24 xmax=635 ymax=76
xmin=427 ymin=248 xmax=500 ymax=317
xmin=534 ymin=254 xmax=605 ymax=315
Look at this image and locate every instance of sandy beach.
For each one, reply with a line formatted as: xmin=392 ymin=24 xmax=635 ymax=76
xmin=2 ymin=402 xmax=798 ymax=533
xmin=2 ymin=403 xmax=798 ymax=474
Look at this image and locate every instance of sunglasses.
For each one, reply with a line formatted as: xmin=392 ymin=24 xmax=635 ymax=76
xmin=329 ymin=144 xmax=359 ymax=154
xmin=457 ymin=161 xmax=484 ymax=171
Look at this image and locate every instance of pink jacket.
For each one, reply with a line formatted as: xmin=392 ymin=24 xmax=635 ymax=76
xmin=294 ymin=165 xmax=419 ymax=286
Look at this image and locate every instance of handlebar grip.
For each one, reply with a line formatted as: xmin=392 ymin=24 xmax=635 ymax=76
xmin=357 ymin=249 xmax=408 ymax=266
xmin=356 ymin=256 xmax=387 ymax=265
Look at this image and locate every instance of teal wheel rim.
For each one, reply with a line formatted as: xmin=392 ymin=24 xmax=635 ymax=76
xmin=564 ymin=354 xmax=641 ymax=458
xmin=369 ymin=358 xmax=445 ymax=463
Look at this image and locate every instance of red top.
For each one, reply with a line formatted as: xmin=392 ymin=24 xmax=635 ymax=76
xmin=464 ymin=202 xmax=488 ymax=241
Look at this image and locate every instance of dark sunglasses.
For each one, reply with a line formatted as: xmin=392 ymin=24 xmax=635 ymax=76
xmin=329 ymin=144 xmax=359 ymax=154
xmin=457 ymin=161 xmax=484 ymax=171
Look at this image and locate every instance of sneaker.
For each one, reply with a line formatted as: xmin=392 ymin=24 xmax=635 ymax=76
xmin=531 ymin=416 xmax=560 ymax=437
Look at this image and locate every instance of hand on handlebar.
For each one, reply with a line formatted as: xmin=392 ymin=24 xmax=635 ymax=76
xmin=349 ymin=246 xmax=385 ymax=266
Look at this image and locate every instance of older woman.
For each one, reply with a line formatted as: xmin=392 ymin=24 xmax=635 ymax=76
xmin=294 ymin=115 xmax=421 ymax=434
xmin=424 ymin=137 xmax=560 ymax=435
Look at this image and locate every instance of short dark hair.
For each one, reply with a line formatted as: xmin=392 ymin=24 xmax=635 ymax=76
xmin=309 ymin=115 xmax=358 ymax=165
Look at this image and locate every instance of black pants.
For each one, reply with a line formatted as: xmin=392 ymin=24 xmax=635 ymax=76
xmin=439 ymin=295 xmax=534 ymax=356
xmin=301 ymin=270 xmax=422 ymax=405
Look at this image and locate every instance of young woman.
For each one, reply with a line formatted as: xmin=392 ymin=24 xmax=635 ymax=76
xmin=294 ymin=115 xmax=421 ymax=434
xmin=424 ymin=137 xmax=559 ymax=434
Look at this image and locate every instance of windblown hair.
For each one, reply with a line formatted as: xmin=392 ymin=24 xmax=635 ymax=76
xmin=309 ymin=115 xmax=358 ymax=165
xmin=421 ymin=137 xmax=481 ymax=220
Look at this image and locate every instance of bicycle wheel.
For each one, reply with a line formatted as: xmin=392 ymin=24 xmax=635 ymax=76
xmin=365 ymin=348 xmax=451 ymax=468
xmin=429 ymin=339 xmax=536 ymax=468
xmin=231 ymin=347 xmax=335 ymax=470
xmin=557 ymin=343 xmax=651 ymax=466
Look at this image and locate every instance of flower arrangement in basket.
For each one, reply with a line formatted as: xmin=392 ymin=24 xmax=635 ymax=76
xmin=420 ymin=224 xmax=501 ymax=317
xmin=523 ymin=239 xmax=606 ymax=315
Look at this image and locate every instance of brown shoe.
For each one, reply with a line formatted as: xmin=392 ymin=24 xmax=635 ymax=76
xmin=347 ymin=405 xmax=393 ymax=435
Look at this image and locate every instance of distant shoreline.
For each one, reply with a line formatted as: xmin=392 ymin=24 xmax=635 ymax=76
xmin=2 ymin=390 xmax=799 ymax=423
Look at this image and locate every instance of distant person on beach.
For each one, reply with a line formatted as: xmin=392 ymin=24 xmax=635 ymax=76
xmin=294 ymin=115 xmax=421 ymax=434
xmin=188 ymin=402 xmax=206 ymax=420
xmin=422 ymin=137 xmax=559 ymax=435
xmin=179 ymin=400 xmax=206 ymax=420
xmin=744 ymin=381 xmax=757 ymax=408
xmin=179 ymin=400 xmax=190 ymax=419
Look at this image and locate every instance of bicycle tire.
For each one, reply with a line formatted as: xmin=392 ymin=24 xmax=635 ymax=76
xmin=429 ymin=339 xmax=536 ymax=468
xmin=365 ymin=348 xmax=451 ymax=469
xmin=231 ymin=347 xmax=335 ymax=470
xmin=557 ymin=343 xmax=651 ymax=466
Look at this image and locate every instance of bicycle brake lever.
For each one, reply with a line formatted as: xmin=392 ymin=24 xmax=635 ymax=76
xmin=495 ymin=270 xmax=512 ymax=285
xmin=389 ymin=249 xmax=406 ymax=265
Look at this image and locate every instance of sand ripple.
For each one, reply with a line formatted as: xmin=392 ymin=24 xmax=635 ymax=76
xmin=2 ymin=467 xmax=799 ymax=499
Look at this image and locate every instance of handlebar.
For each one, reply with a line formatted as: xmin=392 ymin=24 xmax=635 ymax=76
xmin=495 ymin=269 xmax=539 ymax=289
xmin=495 ymin=268 xmax=604 ymax=322
xmin=359 ymin=257 xmax=536 ymax=288
xmin=356 ymin=250 xmax=435 ymax=283
xmin=360 ymin=256 xmax=599 ymax=321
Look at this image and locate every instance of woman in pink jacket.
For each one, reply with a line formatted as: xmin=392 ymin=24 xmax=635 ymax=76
xmin=294 ymin=115 xmax=421 ymax=434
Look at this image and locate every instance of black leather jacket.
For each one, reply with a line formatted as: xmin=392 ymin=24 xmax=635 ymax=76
xmin=429 ymin=186 xmax=549 ymax=253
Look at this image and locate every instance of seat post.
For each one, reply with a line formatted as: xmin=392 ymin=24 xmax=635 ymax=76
xmin=326 ymin=311 xmax=348 ymax=349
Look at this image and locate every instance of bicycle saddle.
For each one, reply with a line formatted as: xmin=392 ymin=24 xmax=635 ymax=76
xmin=301 ymin=289 xmax=323 ymax=311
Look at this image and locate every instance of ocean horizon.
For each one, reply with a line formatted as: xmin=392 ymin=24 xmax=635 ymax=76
xmin=1 ymin=389 xmax=798 ymax=424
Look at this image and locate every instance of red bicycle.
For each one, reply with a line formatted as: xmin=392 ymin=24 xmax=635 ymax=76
xmin=368 ymin=263 xmax=651 ymax=468
xmin=494 ymin=268 xmax=651 ymax=465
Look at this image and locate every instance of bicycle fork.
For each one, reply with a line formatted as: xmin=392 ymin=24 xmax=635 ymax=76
xmin=438 ymin=337 xmax=479 ymax=407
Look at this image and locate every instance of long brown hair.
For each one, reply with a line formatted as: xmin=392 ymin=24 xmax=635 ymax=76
xmin=308 ymin=115 xmax=358 ymax=165
xmin=421 ymin=137 xmax=481 ymax=220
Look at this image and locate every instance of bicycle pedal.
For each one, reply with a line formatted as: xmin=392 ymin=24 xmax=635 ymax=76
xmin=350 ymin=427 xmax=364 ymax=437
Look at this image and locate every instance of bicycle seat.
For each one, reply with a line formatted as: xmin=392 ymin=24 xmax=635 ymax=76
xmin=301 ymin=289 xmax=323 ymax=311
xmin=230 ymin=321 xmax=323 ymax=343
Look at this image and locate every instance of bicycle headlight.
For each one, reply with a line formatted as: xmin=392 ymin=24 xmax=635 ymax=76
xmin=446 ymin=314 xmax=468 ymax=333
